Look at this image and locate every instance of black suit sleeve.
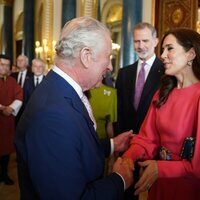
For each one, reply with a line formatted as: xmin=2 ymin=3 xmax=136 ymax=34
xmin=115 ymin=69 xmax=126 ymax=133
xmin=100 ymin=138 xmax=111 ymax=157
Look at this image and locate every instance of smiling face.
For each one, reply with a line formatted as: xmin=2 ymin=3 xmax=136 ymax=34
xmin=133 ymin=27 xmax=158 ymax=61
xmin=161 ymin=34 xmax=194 ymax=77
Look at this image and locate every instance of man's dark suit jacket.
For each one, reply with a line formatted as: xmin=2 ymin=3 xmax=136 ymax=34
xmin=11 ymin=69 xmax=33 ymax=124
xmin=11 ymin=69 xmax=33 ymax=87
xmin=116 ymin=57 xmax=164 ymax=134
xmin=14 ymin=70 xmax=124 ymax=200
xmin=23 ymin=75 xmax=45 ymax=106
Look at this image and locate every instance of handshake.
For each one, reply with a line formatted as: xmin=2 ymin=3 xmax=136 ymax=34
xmin=111 ymin=130 xmax=135 ymax=189
xmin=111 ymin=131 xmax=158 ymax=194
xmin=112 ymin=157 xmax=134 ymax=189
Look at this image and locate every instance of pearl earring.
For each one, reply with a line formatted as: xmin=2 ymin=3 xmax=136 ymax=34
xmin=187 ymin=61 xmax=192 ymax=66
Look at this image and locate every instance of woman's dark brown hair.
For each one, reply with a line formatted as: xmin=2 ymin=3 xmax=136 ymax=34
xmin=154 ymin=28 xmax=200 ymax=107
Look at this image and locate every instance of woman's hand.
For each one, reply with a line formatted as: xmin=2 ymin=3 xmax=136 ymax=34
xmin=134 ymin=160 xmax=158 ymax=195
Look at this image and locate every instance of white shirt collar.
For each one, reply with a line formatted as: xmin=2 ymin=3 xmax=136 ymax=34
xmin=34 ymin=75 xmax=43 ymax=80
xmin=20 ymin=69 xmax=27 ymax=75
xmin=52 ymin=65 xmax=83 ymax=98
xmin=138 ymin=54 xmax=156 ymax=67
xmin=18 ymin=69 xmax=27 ymax=87
xmin=137 ymin=54 xmax=156 ymax=80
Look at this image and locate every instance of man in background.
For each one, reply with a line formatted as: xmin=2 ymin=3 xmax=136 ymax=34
xmin=116 ymin=22 xmax=164 ymax=200
xmin=23 ymin=58 xmax=46 ymax=106
xmin=12 ymin=54 xmax=32 ymax=88
xmin=11 ymin=54 xmax=33 ymax=124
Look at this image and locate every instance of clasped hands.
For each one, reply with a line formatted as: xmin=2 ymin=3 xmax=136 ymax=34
xmin=113 ymin=157 xmax=158 ymax=193
xmin=133 ymin=159 xmax=158 ymax=195
xmin=111 ymin=131 xmax=158 ymax=193
xmin=112 ymin=130 xmax=135 ymax=189
xmin=0 ymin=105 xmax=13 ymax=116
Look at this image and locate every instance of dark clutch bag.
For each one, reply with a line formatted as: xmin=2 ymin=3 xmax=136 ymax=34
xmin=180 ymin=137 xmax=195 ymax=160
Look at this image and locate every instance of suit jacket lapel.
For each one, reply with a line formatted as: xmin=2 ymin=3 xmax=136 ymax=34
xmin=127 ymin=63 xmax=138 ymax=106
xmin=30 ymin=77 xmax=35 ymax=89
xmin=72 ymin=98 xmax=99 ymax=142
xmin=70 ymin=96 xmax=100 ymax=143
xmin=47 ymin=70 xmax=100 ymax=143
xmin=141 ymin=58 xmax=161 ymax=98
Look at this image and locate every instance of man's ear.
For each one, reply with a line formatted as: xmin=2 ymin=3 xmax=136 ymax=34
xmin=80 ymin=47 xmax=92 ymax=68
xmin=154 ymin=38 xmax=159 ymax=48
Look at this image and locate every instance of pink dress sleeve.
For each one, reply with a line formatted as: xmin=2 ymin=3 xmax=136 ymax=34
xmin=123 ymin=93 xmax=160 ymax=161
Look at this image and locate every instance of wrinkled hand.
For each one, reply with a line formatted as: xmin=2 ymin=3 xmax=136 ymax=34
xmin=112 ymin=157 xmax=134 ymax=189
xmin=2 ymin=106 xmax=13 ymax=116
xmin=113 ymin=130 xmax=134 ymax=152
xmin=134 ymin=160 xmax=158 ymax=195
xmin=121 ymin=157 xmax=135 ymax=171
xmin=0 ymin=104 xmax=5 ymax=111
xmin=107 ymin=153 xmax=118 ymax=175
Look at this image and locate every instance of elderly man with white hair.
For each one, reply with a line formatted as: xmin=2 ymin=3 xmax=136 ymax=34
xmin=23 ymin=58 xmax=46 ymax=106
xmin=15 ymin=17 xmax=134 ymax=200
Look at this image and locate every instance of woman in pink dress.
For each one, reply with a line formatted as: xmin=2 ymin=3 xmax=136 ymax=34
xmin=123 ymin=28 xmax=200 ymax=199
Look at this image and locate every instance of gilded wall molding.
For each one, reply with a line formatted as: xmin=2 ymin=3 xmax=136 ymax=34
xmin=0 ymin=0 xmax=13 ymax=6
xmin=156 ymin=0 xmax=198 ymax=55
xmin=42 ymin=0 xmax=53 ymax=44
xmin=80 ymin=0 xmax=98 ymax=18
xmin=158 ymin=0 xmax=198 ymax=37
xmin=101 ymin=0 xmax=122 ymax=24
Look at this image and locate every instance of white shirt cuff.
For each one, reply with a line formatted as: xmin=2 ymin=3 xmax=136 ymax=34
xmin=114 ymin=172 xmax=126 ymax=190
xmin=110 ymin=138 xmax=114 ymax=155
xmin=9 ymin=100 xmax=23 ymax=116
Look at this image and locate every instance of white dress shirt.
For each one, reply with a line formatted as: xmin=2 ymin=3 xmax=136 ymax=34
xmin=136 ymin=54 xmax=156 ymax=82
xmin=18 ymin=69 xmax=27 ymax=87
xmin=9 ymin=100 xmax=23 ymax=116
xmin=34 ymin=75 xmax=43 ymax=86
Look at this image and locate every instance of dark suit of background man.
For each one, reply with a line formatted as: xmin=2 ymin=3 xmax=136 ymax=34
xmin=15 ymin=16 xmax=134 ymax=200
xmin=116 ymin=22 xmax=164 ymax=200
xmin=11 ymin=54 xmax=32 ymax=88
xmin=11 ymin=54 xmax=33 ymax=124
xmin=23 ymin=58 xmax=45 ymax=107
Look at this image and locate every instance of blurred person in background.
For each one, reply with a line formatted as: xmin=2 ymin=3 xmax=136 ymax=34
xmin=23 ymin=58 xmax=46 ymax=106
xmin=0 ymin=54 xmax=23 ymax=185
xmin=11 ymin=54 xmax=33 ymax=124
